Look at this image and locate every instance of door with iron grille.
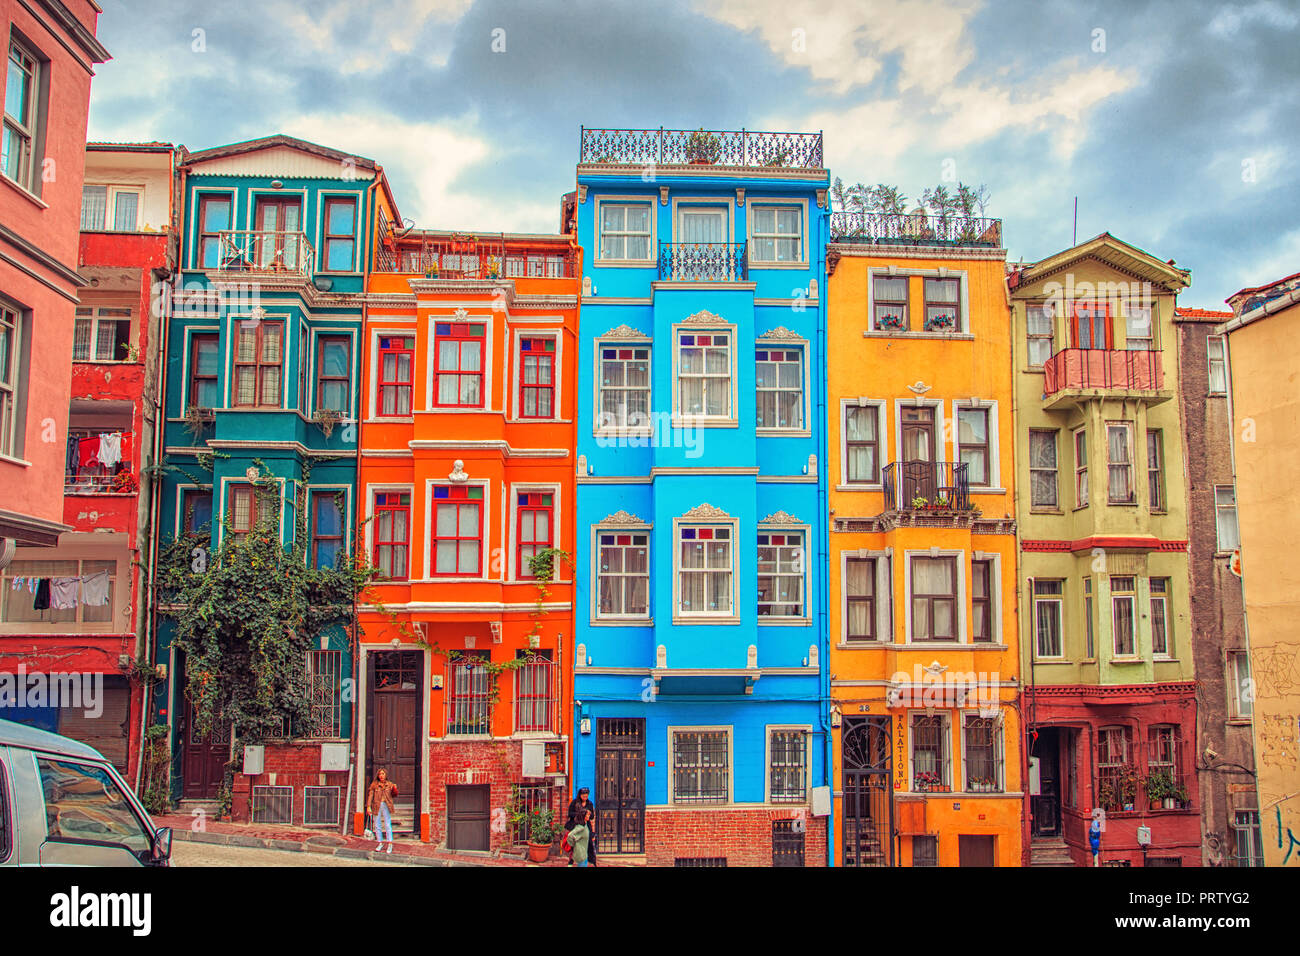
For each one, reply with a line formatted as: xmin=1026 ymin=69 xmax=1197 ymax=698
xmin=772 ymin=820 xmax=805 ymax=867
xmin=595 ymin=718 xmax=645 ymax=854
xmin=842 ymin=715 xmax=893 ymax=867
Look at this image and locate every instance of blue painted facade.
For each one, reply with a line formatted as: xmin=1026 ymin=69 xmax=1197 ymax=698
xmin=571 ymin=134 xmax=832 ymax=862
xmin=152 ymin=137 xmax=377 ymax=802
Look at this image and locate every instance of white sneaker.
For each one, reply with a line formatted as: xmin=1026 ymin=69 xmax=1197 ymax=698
xmin=386 ymin=844 xmax=393 ymax=855
xmin=376 ymin=841 xmax=385 ymax=851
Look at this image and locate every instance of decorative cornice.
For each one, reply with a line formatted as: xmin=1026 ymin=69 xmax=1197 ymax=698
xmin=760 ymin=510 xmax=803 ymax=525
xmin=602 ymin=323 xmax=650 ymax=340
xmin=599 ymin=510 xmax=647 ymax=526
xmin=682 ymin=309 xmax=724 ymax=326
xmin=758 ymin=326 xmax=806 ymax=342
xmin=1021 ymin=537 xmax=1188 ymax=553
xmin=906 ymin=381 xmax=933 ymax=395
xmin=681 ymin=503 xmax=732 ymax=520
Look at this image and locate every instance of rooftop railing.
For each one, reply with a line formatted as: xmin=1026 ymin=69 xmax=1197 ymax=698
xmin=830 ymin=211 xmax=1002 ymax=247
xmin=580 ymin=127 xmax=824 ymax=169
xmin=374 ymin=234 xmax=576 ymax=279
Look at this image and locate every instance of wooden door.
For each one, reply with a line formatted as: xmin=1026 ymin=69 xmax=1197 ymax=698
xmin=1031 ymin=729 xmax=1061 ymax=837
xmin=254 ymin=197 xmax=302 ymax=269
xmin=595 ymin=718 xmax=645 ymax=854
xmin=447 ymin=784 xmax=490 ymax=851
xmin=371 ymin=691 xmax=417 ymax=804
xmin=959 ymin=835 xmax=997 ymax=867
xmin=900 ymin=406 xmax=936 ymax=504
xmin=181 ymin=698 xmax=230 ymax=800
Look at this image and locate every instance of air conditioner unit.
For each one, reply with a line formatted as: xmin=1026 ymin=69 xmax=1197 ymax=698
xmin=522 ymin=740 xmax=546 ymax=778
xmin=810 ymin=785 xmax=831 ymax=817
xmin=320 ymin=743 xmax=349 ymax=772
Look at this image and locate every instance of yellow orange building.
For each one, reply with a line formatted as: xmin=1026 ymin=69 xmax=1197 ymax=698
xmin=826 ymin=212 xmax=1023 ymax=867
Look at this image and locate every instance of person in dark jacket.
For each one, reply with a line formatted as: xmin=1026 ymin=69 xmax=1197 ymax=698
xmin=566 ymin=787 xmax=597 ymax=866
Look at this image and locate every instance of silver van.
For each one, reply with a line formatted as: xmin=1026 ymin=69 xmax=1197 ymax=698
xmin=0 ymin=718 xmax=172 ymax=866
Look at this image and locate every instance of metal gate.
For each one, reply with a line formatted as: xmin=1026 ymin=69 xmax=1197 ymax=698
xmin=772 ymin=820 xmax=805 ymax=867
xmin=842 ymin=715 xmax=893 ymax=867
xmin=596 ymin=718 xmax=644 ymax=854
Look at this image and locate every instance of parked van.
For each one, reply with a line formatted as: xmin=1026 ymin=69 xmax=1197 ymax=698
xmin=0 ymin=718 xmax=171 ymax=866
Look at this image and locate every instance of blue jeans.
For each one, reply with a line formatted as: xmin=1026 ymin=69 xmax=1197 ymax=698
xmin=375 ymin=803 xmax=393 ymax=843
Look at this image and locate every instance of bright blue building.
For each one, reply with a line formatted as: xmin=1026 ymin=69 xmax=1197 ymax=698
xmin=571 ymin=128 xmax=832 ymax=865
xmin=153 ymin=136 xmax=380 ymax=815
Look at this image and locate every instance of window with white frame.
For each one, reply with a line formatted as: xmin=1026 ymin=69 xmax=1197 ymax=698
xmin=672 ymin=729 xmax=729 ymax=804
xmin=1026 ymin=303 xmax=1057 ymax=366
xmin=518 ymin=336 xmax=556 ymax=419
xmin=956 ymin=406 xmax=990 ymax=486
xmin=598 ymin=202 xmax=652 ymax=260
xmin=844 ymin=404 xmax=880 ymax=484
xmin=1234 ymin=810 xmax=1263 ymax=866
xmin=911 ymin=713 xmax=950 ymax=792
xmin=872 ymin=275 xmax=909 ymax=331
xmin=432 ymin=485 xmax=482 ymax=576
xmin=757 ymin=529 xmax=804 ymax=617
xmin=678 ymin=524 xmax=733 ymax=616
xmin=80 ymin=185 xmax=142 ymax=231
xmin=1124 ymin=304 xmax=1154 ymax=350
xmin=755 ymin=346 xmax=803 ymax=429
xmin=1 ymin=558 xmax=115 ymax=626
xmin=1106 ymin=422 xmax=1136 ymax=504
xmin=1147 ymin=430 xmax=1165 ymax=511
xmin=963 ymin=715 xmax=1003 ymax=793
xmin=1034 ymin=579 xmax=1063 ymax=657
xmin=910 ymin=555 xmax=957 ymax=641
xmin=1215 ymin=485 xmax=1240 ymax=551
xmin=1083 ymin=577 xmax=1095 ymax=659
xmin=596 ymin=529 xmax=649 ymax=618
xmin=2 ymin=39 xmax=40 ymax=191
xmin=1207 ymin=335 xmax=1228 ymax=395
xmin=845 ymin=556 xmax=878 ymax=642
xmin=923 ymin=277 xmax=961 ymax=332
xmin=1228 ymin=650 xmax=1253 ymax=719
xmin=1073 ymin=428 xmax=1088 ymax=508
xmin=1150 ymin=578 xmax=1171 ymax=657
xmin=749 ymin=205 xmax=803 ymax=263
xmin=73 ymin=307 xmax=133 ymax=362
xmin=0 ymin=300 xmax=25 ymax=457
xmin=1029 ymin=430 xmax=1058 ymax=508
xmin=676 ymin=330 xmax=732 ymax=419
xmin=1111 ymin=576 xmax=1136 ymax=657
xmin=768 ymin=729 xmax=808 ymax=803
xmin=597 ymin=343 xmax=650 ymax=429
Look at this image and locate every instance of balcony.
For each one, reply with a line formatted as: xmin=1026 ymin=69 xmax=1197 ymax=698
xmin=830 ymin=211 xmax=1002 ymax=247
xmin=1041 ymin=348 xmax=1169 ymax=410
xmin=579 ymin=127 xmax=824 ymax=169
xmin=658 ymin=241 xmax=747 ymax=282
xmin=213 ymin=230 xmax=315 ymax=278
xmin=882 ymin=461 xmax=971 ymax=513
xmin=66 ymin=431 xmax=135 ymax=495
xmin=374 ymin=233 xmax=576 ymax=279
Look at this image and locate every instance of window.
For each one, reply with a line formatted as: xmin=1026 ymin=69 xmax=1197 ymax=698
xmin=1029 ymin=430 xmax=1058 ymax=508
xmin=514 ymin=651 xmax=554 ymax=733
xmin=312 ymin=493 xmax=344 ymax=569
xmin=377 ymin=335 xmax=413 ymax=416
xmin=519 ymin=337 xmax=555 ymax=418
xmin=1111 ymin=576 xmax=1136 ymax=657
xmin=678 ymin=524 xmax=733 ymax=615
xmin=598 ymin=202 xmax=652 ymax=260
xmin=80 ymin=185 xmax=141 ymax=232
xmin=1150 ymin=578 xmax=1170 ymax=657
xmin=957 ymin=407 xmax=990 ymax=486
xmin=1034 ymin=579 xmax=1063 ymax=657
xmin=912 ymin=835 xmax=938 ymax=867
xmin=846 ymin=557 xmax=877 ymax=642
xmin=750 ymin=205 xmax=803 ymax=263
xmin=1147 ymin=726 xmax=1181 ymax=807
xmin=596 ymin=531 xmax=649 ymax=618
xmin=1215 ymin=485 xmax=1240 ymax=551
xmin=597 ymin=345 xmax=649 ymax=429
xmin=2 ymin=40 xmax=39 ymax=191
xmin=1125 ymin=305 xmax=1154 ymax=350
xmin=1228 ymin=650 xmax=1253 ymax=719
xmin=1106 ymin=422 xmax=1135 ymax=504
xmin=322 ymin=197 xmax=357 ymax=271
xmin=253 ymin=198 xmax=302 ymax=269
xmin=844 ymin=405 xmax=880 ymax=483
xmin=1097 ymin=727 xmax=1132 ymax=812
xmin=186 ymin=333 xmax=219 ymax=411
xmin=516 ymin=492 xmax=552 ymax=577
xmin=756 ymin=347 xmax=803 ymax=429
xmin=197 ymin=195 xmax=232 ymax=269
xmin=1147 ymin=430 xmax=1164 ymax=511
xmin=181 ymin=489 xmax=213 ymax=534
xmin=672 ymin=730 xmax=729 ymax=804
xmin=1071 ymin=300 xmax=1112 ymax=349
xmin=316 ymin=335 xmax=350 ymax=414
xmin=306 ymin=650 xmax=343 ymax=738
xmin=232 ymin=320 xmax=284 ymax=408
xmin=971 ymin=559 xmax=993 ymax=643
xmin=964 ymin=715 xmax=1003 ymax=792
xmin=36 ymin=758 xmax=151 ymax=854
xmin=447 ymin=651 xmax=490 ymax=735
xmin=910 ymin=555 xmax=957 ymax=641
xmin=1074 ymin=429 xmax=1088 ymax=508
xmin=911 ymin=714 xmax=949 ymax=791
xmin=1084 ymin=578 xmax=1095 ymax=659
xmin=373 ymin=491 xmax=410 ymax=580
xmin=872 ymin=275 xmax=908 ymax=330
xmin=1234 ymin=811 xmax=1263 ymax=867
xmin=1026 ymin=303 xmax=1056 ymax=366
xmin=0 ymin=301 xmax=23 ymax=456
xmin=2 ymin=559 xmax=115 ymax=625
xmin=227 ymin=483 xmax=271 ymax=545
xmin=73 ymin=307 xmax=132 ymax=362
xmin=1207 ymin=335 xmax=1228 ymax=395
xmin=676 ymin=331 xmax=732 ymax=419
xmin=769 ymin=729 xmax=808 ymax=803
xmin=434 ymin=322 xmax=485 ymax=408
xmin=757 ymin=530 xmax=804 ymax=617
xmin=923 ymin=277 xmax=961 ymax=332
xmin=432 ymin=485 xmax=482 ymax=576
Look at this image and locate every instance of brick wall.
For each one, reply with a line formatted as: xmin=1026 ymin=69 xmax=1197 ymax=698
xmin=426 ymin=739 xmax=563 ymax=851
xmin=644 ymin=806 xmax=828 ymax=867
xmin=230 ymin=741 xmax=349 ymax=826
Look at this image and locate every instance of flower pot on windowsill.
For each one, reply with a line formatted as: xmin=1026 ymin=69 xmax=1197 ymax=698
xmin=527 ymin=634 xmax=541 ymax=650
xmin=1163 ymin=797 xmax=1176 ymax=810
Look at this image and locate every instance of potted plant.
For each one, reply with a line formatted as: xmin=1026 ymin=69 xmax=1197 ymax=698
xmin=1170 ymin=782 xmax=1189 ymax=810
xmin=183 ymin=404 xmax=214 ymax=443
xmin=924 ymin=312 xmax=956 ymax=332
xmin=914 ymin=770 xmax=942 ymax=793
xmin=934 ymin=495 xmax=950 ymax=509
xmin=1118 ymin=765 xmax=1140 ymax=811
xmin=423 ymin=261 xmax=439 ymax=278
xmin=911 ymin=495 xmax=929 ymax=509
xmin=877 ymin=312 xmax=907 ymax=332
xmin=684 ymin=128 xmax=720 ymax=164
xmin=762 ymin=148 xmax=791 ymax=167
xmin=525 ymin=806 xmax=556 ymax=863
xmin=313 ymin=407 xmax=344 ymax=439
xmin=1144 ymin=769 xmax=1172 ymax=810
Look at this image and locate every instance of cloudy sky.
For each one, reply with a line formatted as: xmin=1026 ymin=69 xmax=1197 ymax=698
xmin=87 ymin=0 xmax=1298 ymax=305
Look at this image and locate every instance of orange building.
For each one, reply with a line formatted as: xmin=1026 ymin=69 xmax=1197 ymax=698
xmin=354 ymin=214 xmax=580 ymax=852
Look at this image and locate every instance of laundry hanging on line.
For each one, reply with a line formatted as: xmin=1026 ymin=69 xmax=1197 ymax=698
xmin=80 ymin=570 xmax=110 ymax=607
xmin=49 ymin=577 xmax=79 ymax=610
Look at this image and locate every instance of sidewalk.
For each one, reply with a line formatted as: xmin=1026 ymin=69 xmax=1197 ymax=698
xmin=153 ymin=813 xmax=570 ymax=867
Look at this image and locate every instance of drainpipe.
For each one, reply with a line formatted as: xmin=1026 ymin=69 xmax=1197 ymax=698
xmin=816 ymin=183 xmax=834 ymax=866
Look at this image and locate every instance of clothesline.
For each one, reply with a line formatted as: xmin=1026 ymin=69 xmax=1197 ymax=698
xmin=8 ymin=571 xmax=111 ymax=611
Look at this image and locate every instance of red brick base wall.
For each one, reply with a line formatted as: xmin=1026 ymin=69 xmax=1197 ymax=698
xmin=230 ymin=742 xmax=349 ymax=826
xmin=427 ymin=739 xmax=564 ymax=851
xmin=644 ymin=807 xmax=828 ymax=867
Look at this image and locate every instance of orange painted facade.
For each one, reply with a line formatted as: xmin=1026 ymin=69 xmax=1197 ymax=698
xmin=354 ymin=221 xmax=580 ymax=851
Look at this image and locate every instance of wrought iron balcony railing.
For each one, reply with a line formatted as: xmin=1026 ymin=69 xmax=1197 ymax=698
xmin=1042 ymin=348 xmax=1163 ymax=397
xmin=374 ymin=234 xmax=576 ymax=279
xmin=658 ymin=241 xmax=747 ymax=282
xmin=214 ymin=230 xmax=315 ymax=278
xmin=881 ymin=460 xmax=971 ymax=512
xmin=580 ymin=127 xmax=824 ymax=169
xmin=830 ymin=211 xmax=1002 ymax=247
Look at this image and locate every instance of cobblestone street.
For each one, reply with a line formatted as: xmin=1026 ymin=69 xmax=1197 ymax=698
xmin=172 ymin=842 xmax=414 ymax=867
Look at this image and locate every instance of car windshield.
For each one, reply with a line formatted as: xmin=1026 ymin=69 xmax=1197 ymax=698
xmin=37 ymin=757 xmax=152 ymax=855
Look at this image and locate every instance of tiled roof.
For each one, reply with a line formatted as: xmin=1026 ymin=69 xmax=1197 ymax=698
xmin=1175 ymin=307 xmax=1232 ymax=318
